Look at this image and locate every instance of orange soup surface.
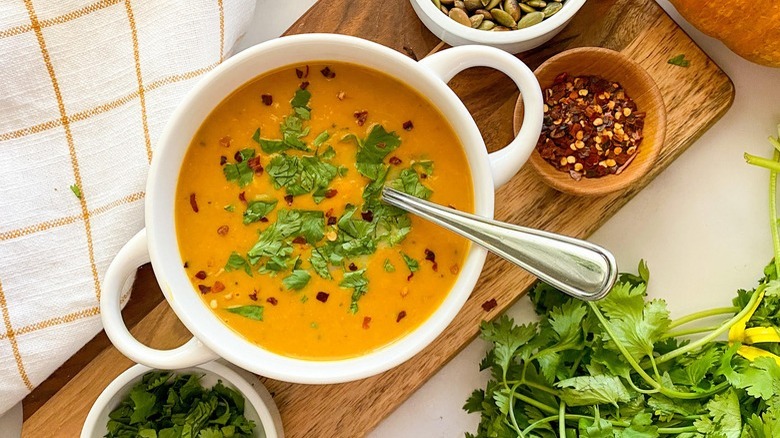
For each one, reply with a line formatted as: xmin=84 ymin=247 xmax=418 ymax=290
xmin=175 ymin=62 xmax=474 ymax=360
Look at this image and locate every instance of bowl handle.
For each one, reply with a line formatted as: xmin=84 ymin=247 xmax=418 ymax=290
xmin=418 ymin=46 xmax=544 ymax=189
xmin=101 ymin=229 xmax=218 ymax=369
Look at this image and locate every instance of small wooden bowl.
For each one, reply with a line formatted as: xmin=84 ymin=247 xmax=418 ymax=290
xmin=514 ymin=47 xmax=666 ymax=196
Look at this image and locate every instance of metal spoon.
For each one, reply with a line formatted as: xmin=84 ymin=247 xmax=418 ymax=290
xmin=381 ymin=187 xmax=617 ymax=301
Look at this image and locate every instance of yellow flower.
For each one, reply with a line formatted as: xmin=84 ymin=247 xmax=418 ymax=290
xmin=728 ymin=289 xmax=780 ymax=366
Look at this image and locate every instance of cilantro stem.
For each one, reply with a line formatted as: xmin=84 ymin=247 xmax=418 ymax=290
xmin=512 ymin=391 xmax=559 ymax=416
xmin=661 ymin=325 xmax=721 ymax=339
xmin=769 ymin=149 xmax=780 ymax=274
xmin=558 ymin=402 xmax=566 ymax=437
xmin=746 ymin=152 xmax=780 ymax=172
xmin=658 ymin=426 xmax=698 ymax=434
xmin=666 ymin=307 xmax=738 ymax=330
xmin=505 ymin=380 xmax=559 ymax=396
xmin=655 ymin=288 xmax=763 ymax=365
xmin=506 ymin=382 xmax=525 ymax=437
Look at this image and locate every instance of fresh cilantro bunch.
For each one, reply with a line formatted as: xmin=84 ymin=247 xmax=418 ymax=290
xmin=106 ymin=372 xmax=255 ymax=438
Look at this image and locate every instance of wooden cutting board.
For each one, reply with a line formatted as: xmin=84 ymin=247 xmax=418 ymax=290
xmin=22 ymin=0 xmax=734 ymax=436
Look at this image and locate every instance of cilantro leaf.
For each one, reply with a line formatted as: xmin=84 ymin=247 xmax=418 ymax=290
xmin=267 ymin=154 xmax=340 ymax=199
xmin=401 ymin=252 xmax=419 ymax=273
xmin=313 ymin=130 xmax=330 ymax=147
xmin=129 ymin=386 xmax=157 ymax=424
xmin=243 ymin=199 xmax=277 ymax=224
xmin=226 ymin=305 xmax=264 ymax=321
xmin=224 ymin=252 xmax=252 ymax=277
xmin=309 ymin=248 xmax=332 ymax=280
xmin=391 ymin=168 xmax=432 ymax=200
xmin=340 ymin=269 xmax=368 ymax=314
xmin=290 ymin=88 xmax=311 ymax=108
xmin=282 ymin=269 xmax=311 ymax=290
xmin=668 ymin=54 xmax=691 ymax=67
xmin=69 ymin=184 xmax=82 ymax=199
xmin=223 ymin=149 xmax=256 ymax=188
xmin=556 ymin=375 xmax=632 ymax=407
xmin=411 ymin=159 xmax=434 ymax=175
xmin=346 ymin=124 xmax=401 ymax=166
xmin=384 ymin=259 xmax=395 ymax=272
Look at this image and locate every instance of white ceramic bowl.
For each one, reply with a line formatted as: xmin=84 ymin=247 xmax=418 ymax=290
xmin=100 ymin=34 xmax=543 ymax=384
xmin=410 ymin=0 xmax=586 ymax=53
xmin=81 ymin=361 xmax=283 ymax=438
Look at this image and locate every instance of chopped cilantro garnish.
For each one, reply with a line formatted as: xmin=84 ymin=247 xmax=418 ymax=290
xmin=340 ymin=269 xmax=369 ymax=314
xmin=254 ymin=89 xmax=313 ymax=154
xmin=242 ymin=199 xmax=277 ymax=224
xmin=411 ymin=159 xmax=434 ymax=175
xmin=391 ymin=168 xmax=432 ymax=200
xmin=282 ymin=269 xmax=311 ymax=290
xmin=224 ymin=204 xmax=235 ymax=212
xmin=225 ymin=252 xmax=252 ymax=276
xmin=69 ymin=184 xmax=82 ymax=199
xmin=313 ymin=130 xmax=330 ymax=147
xmin=668 ymin=54 xmax=691 ymax=67
xmin=384 ymin=259 xmax=395 ymax=272
xmin=309 ymin=247 xmax=332 ymax=279
xmin=226 ymin=305 xmax=264 ymax=321
xmin=266 ymin=154 xmax=342 ymax=201
xmin=223 ymin=148 xmax=256 ymax=188
xmin=401 ymin=252 xmax=419 ymax=273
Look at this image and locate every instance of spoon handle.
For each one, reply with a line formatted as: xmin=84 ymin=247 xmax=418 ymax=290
xmin=382 ymin=187 xmax=617 ymax=301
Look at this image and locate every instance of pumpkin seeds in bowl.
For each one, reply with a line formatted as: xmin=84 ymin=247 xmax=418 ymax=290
xmin=434 ymin=0 xmax=565 ymax=31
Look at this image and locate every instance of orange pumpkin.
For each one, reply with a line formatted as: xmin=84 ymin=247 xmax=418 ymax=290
xmin=669 ymin=0 xmax=780 ymax=67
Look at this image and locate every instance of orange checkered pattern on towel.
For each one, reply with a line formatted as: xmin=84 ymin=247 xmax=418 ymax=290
xmin=0 ymin=0 xmax=254 ymax=414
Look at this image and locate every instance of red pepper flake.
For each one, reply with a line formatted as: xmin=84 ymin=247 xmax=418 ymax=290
xmin=325 ymin=208 xmax=334 ymax=217
xmin=195 ymin=271 xmax=207 ymax=280
xmin=362 ymin=316 xmax=371 ymax=329
xmin=324 ymin=188 xmax=338 ymax=198
xmin=354 ymin=110 xmax=368 ymax=126
xmin=389 ymin=156 xmax=402 ymax=166
xmin=198 ymin=285 xmax=211 ymax=294
xmin=219 ymin=136 xmax=231 ymax=148
xmin=396 ymin=310 xmax=407 ymax=322
xmin=316 ymin=291 xmax=329 ymax=303
xmin=320 ymin=66 xmax=336 ymax=79
xmin=233 ymin=150 xmax=244 ymax=163
xmin=217 ymin=225 xmax=229 ymax=236
xmin=260 ymin=217 xmax=269 ymax=223
xmin=327 ymin=216 xmax=337 ymax=226
xmin=183 ymin=262 xmax=189 ymax=268
xmin=424 ymin=249 xmax=438 ymax=272
xmin=238 ymin=192 xmax=247 ymax=204
xmin=284 ymin=194 xmax=294 ymax=206
xmin=266 ymin=297 xmax=278 ymax=306
xmin=261 ymin=94 xmax=273 ymax=106
xmin=213 ymin=281 xmax=225 ymax=293
xmin=403 ymin=120 xmax=414 ymax=131
xmin=248 ymin=290 xmax=258 ymax=301
xmin=361 ymin=210 xmax=374 ymax=222
xmin=292 ymin=236 xmax=307 ymax=245
xmin=219 ymin=155 xmax=227 ymax=166
xmin=295 ymin=66 xmax=309 ymax=79
xmin=337 ymin=91 xmax=346 ymax=101
xmin=300 ymin=81 xmax=310 ymax=90
xmin=407 ymin=272 xmax=414 ymax=281
xmin=482 ymin=298 xmax=498 ymax=312
xmin=348 ymin=263 xmax=358 ymax=271
xmin=247 ymin=156 xmax=263 ymax=174
xmin=189 ymin=193 xmax=199 ymax=213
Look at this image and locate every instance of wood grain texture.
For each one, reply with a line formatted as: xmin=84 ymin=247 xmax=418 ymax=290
xmin=22 ymin=0 xmax=734 ymax=436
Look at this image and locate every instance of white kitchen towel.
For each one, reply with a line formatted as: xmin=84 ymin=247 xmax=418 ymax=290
xmin=0 ymin=0 xmax=255 ymax=414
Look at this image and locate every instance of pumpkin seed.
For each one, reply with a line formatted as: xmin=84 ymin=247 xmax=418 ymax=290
xmin=432 ymin=0 xmax=441 ymax=8
xmin=542 ymin=1 xmax=562 ymax=17
xmin=454 ymin=0 xmax=465 ymax=8
xmin=477 ymin=19 xmax=496 ymax=30
xmin=503 ymin=0 xmax=521 ymax=21
xmin=526 ymin=0 xmax=547 ymax=7
xmin=469 ymin=14 xmax=484 ymax=27
xmin=490 ymin=8 xmax=516 ymax=27
xmin=518 ymin=3 xmax=536 ymax=13
xmin=464 ymin=0 xmax=482 ymax=11
xmin=449 ymin=7 xmax=472 ymax=26
xmin=484 ymin=0 xmax=501 ymax=9
xmin=475 ymin=9 xmax=493 ymax=19
xmin=440 ymin=0 xmax=455 ymax=4
xmin=441 ymin=5 xmax=449 ymax=13
xmin=517 ymin=11 xmax=544 ymax=28
xmin=491 ymin=25 xmax=511 ymax=31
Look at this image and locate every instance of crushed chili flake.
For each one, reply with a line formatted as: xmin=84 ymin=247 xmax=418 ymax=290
xmin=361 ymin=210 xmax=374 ymax=222
xmin=407 ymin=272 xmax=414 ymax=281
xmin=284 ymin=194 xmax=294 ymax=206
xmin=327 ymin=216 xmax=337 ymax=225
xmin=537 ymin=73 xmax=645 ymax=179
xmin=403 ymin=120 xmax=414 ymax=131
xmin=212 ymin=281 xmax=225 ymax=293
xmin=189 ymin=193 xmax=199 ymax=213
xmin=300 ymin=81 xmax=310 ymax=90
xmin=198 ymin=285 xmax=211 ymax=294
xmin=234 ymin=150 xmax=244 ymax=163
xmin=238 ymin=192 xmax=247 ymax=203
xmin=324 ymin=188 xmax=338 ymax=198
xmin=320 ymin=66 xmax=336 ymax=79
xmin=261 ymin=94 xmax=273 ymax=106
xmin=316 ymin=291 xmax=329 ymax=303
xmin=266 ymin=297 xmax=278 ymax=306
xmin=396 ymin=310 xmax=407 ymax=322
xmin=217 ymin=225 xmax=229 ymax=236
xmin=362 ymin=316 xmax=371 ymax=329
xmin=337 ymin=91 xmax=346 ymax=100
xmin=247 ymin=156 xmax=263 ymax=174
xmin=295 ymin=65 xmax=309 ymax=79
xmin=219 ymin=136 xmax=231 ymax=148
xmin=354 ymin=110 xmax=368 ymax=126
xmin=260 ymin=217 xmax=269 ymax=223
xmin=348 ymin=263 xmax=358 ymax=271
xmin=248 ymin=291 xmax=258 ymax=301
xmin=183 ymin=262 xmax=189 ymax=268
xmin=424 ymin=249 xmax=438 ymax=272
xmin=219 ymin=155 xmax=227 ymax=166
xmin=420 ymin=173 xmax=428 ymax=179
xmin=482 ymin=298 xmax=498 ymax=312
xmin=389 ymin=156 xmax=402 ymax=166
xmin=195 ymin=271 xmax=207 ymax=280
xmin=292 ymin=236 xmax=307 ymax=245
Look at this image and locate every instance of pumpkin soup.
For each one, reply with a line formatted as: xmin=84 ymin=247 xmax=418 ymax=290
xmin=175 ymin=62 xmax=474 ymax=360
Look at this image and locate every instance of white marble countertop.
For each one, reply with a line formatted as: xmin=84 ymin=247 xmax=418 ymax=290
xmin=5 ymin=1 xmax=780 ymax=437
